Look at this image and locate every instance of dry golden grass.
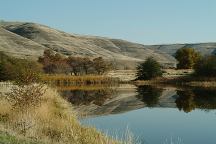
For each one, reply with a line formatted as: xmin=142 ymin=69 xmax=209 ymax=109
xmin=42 ymin=74 xmax=120 ymax=85
xmin=187 ymin=81 xmax=216 ymax=87
xmin=0 ymin=84 xmax=125 ymax=144
xmin=56 ymin=84 xmax=115 ymax=91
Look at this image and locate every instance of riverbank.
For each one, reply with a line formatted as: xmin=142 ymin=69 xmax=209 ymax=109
xmin=133 ymin=76 xmax=216 ymax=88
xmin=0 ymin=84 xmax=121 ymax=144
xmin=41 ymin=70 xmax=216 ymax=88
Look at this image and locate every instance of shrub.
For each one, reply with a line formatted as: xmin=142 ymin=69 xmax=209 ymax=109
xmin=5 ymin=84 xmax=46 ymax=110
xmin=14 ymin=60 xmax=42 ymax=85
xmin=194 ymin=55 xmax=216 ymax=77
xmin=0 ymin=52 xmax=42 ymax=84
xmin=175 ymin=47 xmax=201 ymax=69
xmin=0 ymin=52 xmax=14 ymax=81
xmin=136 ymin=57 xmax=162 ymax=80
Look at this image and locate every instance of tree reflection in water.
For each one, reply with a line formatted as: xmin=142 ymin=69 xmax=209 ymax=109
xmin=176 ymin=88 xmax=216 ymax=113
xmin=59 ymin=84 xmax=216 ymax=113
xmin=136 ymin=85 xmax=163 ymax=107
xmin=175 ymin=90 xmax=196 ymax=113
xmin=61 ymin=88 xmax=115 ymax=106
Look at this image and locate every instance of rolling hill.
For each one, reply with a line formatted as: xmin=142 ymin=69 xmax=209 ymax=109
xmin=0 ymin=21 xmax=215 ymax=69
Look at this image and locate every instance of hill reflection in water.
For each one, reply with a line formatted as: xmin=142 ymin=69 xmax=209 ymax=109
xmin=58 ymin=84 xmax=216 ymax=117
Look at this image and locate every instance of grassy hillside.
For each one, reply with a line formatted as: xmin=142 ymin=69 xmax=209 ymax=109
xmin=0 ymin=84 xmax=122 ymax=144
xmin=0 ymin=21 xmax=175 ymax=69
xmin=0 ymin=27 xmax=46 ymax=59
xmin=1 ymin=21 xmax=215 ymax=69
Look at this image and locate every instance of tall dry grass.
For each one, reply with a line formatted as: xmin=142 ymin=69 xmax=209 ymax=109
xmin=0 ymin=84 xmax=126 ymax=144
xmin=42 ymin=74 xmax=120 ymax=86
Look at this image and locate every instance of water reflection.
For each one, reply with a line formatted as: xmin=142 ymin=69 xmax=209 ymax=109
xmin=76 ymin=85 xmax=216 ymax=144
xmin=61 ymin=88 xmax=115 ymax=106
xmin=136 ymin=85 xmax=163 ymax=107
xmin=176 ymin=90 xmax=196 ymax=113
xmin=58 ymin=84 xmax=216 ymax=116
xmin=176 ymin=88 xmax=216 ymax=113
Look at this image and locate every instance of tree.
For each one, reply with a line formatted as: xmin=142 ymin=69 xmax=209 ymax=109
xmin=82 ymin=57 xmax=93 ymax=74
xmin=67 ymin=56 xmax=85 ymax=75
xmin=136 ymin=57 xmax=162 ymax=80
xmin=194 ymin=55 xmax=216 ymax=77
xmin=39 ymin=50 xmax=113 ymax=75
xmin=38 ymin=49 xmax=69 ymax=74
xmin=175 ymin=48 xmax=201 ymax=69
xmin=93 ymin=57 xmax=112 ymax=75
xmin=0 ymin=63 xmax=4 ymax=80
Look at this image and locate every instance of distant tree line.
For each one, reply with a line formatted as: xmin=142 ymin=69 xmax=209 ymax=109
xmin=136 ymin=47 xmax=216 ymax=80
xmin=194 ymin=55 xmax=216 ymax=77
xmin=175 ymin=47 xmax=216 ymax=77
xmin=0 ymin=49 xmax=113 ymax=83
xmin=38 ymin=49 xmax=112 ymax=75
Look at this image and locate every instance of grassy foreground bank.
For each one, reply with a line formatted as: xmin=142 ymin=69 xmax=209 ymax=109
xmin=0 ymin=84 xmax=125 ymax=144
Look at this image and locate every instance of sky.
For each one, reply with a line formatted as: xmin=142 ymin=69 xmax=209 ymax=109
xmin=0 ymin=0 xmax=216 ymax=45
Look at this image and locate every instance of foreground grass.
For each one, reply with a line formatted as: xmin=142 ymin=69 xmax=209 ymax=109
xmin=0 ymin=131 xmax=41 ymax=144
xmin=0 ymin=84 xmax=125 ymax=144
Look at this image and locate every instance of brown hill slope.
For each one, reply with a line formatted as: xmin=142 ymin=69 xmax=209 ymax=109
xmin=1 ymin=22 xmax=176 ymax=69
xmin=2 ymin=21 xmax=215 ymax=69
xmin=0 ymin=27 xmax=46 ymax=59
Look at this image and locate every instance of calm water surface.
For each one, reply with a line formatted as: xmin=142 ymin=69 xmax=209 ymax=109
xmin=60 ymin=85 xmax=216 ymax=144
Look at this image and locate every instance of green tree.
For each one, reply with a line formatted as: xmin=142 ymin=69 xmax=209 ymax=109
xmin=194 ymin=55 xmax=216 ymax=77
xmin=175 ymin=48 xmax=201 ymax=69
xmin=136 ymin=57 xmax=162 ymax=80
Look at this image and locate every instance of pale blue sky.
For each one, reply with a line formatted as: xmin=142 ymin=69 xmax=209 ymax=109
xmin=0 ymin=0 xmax=215 ymax=44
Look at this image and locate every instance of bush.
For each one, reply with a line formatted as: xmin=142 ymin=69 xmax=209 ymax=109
xmin=194 ymin=55 xmax=216 ymax=77
xmin=175 ymin=48 xmax=201 ymax=69
xmin=5 ymin=84 xmax=46 ymax=110
xmin=0 ymin=52 xmax=42 ymax=84
xmin=136 ymin=57 xmax=162 ymax=80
